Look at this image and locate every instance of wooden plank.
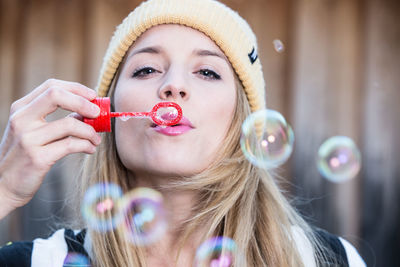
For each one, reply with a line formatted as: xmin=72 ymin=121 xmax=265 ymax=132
xmin=85 ymin=0 xmax=142 ymax=90
xmin=16 ymin=0 xmax=59 ymax=241
xmin=0 ymin=0 xmax=25 ymax=244
xmin=324 ymin=0 xmax=363 ymax=244
xmin=360 ymin=0 xmax=400 ymax=265
xmin=0 ymin=0 xmax=25 ymax=130
xmin=19 ymin=0 xmax=57 ymax=96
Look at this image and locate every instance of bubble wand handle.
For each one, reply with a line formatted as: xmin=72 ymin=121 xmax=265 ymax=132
xmin=83 ymin=97 xmax=182 ymax=132
xmin=110 ymin=112 xmax=150 ymax=118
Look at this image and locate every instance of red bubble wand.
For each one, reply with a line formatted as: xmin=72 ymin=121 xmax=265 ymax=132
xmin=84 ymin=97 xmax=183 ymax=132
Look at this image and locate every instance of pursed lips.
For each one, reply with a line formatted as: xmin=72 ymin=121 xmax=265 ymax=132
xmin=151 ymin=116 xmax=194 ymax=136
xmin=151 ymin=116 xmax=194 ymax=128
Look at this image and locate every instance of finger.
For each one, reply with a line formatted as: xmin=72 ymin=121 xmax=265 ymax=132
xmin=41 ymin=136 xmax=97 ymax=164
xmin=68 ymin=112 xmax=83 ymax=121
xmin=11 ymin=79 xmax=97 ymax=114
xmin=24 ymin=116 xmax=102 ymax=147
xmin=22 ymin=86 xmax=101 ymax=121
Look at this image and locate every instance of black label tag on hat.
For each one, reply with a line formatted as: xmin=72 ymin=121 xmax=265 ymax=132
xmin=248 ymin=47 xmax=258 ymax=64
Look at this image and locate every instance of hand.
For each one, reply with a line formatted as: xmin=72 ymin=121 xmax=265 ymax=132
xmin=0 ymin=79 xmax=101 ymax=218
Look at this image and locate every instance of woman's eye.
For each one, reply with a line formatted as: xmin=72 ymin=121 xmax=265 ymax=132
xmin=132 ymin=67 xmax=158 ymax=78
xmin=198 ymin=69 xmax=221 ymax=80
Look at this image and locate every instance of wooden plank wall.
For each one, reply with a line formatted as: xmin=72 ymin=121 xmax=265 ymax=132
xmin=0 ymin=0 xmax=399 ymax=265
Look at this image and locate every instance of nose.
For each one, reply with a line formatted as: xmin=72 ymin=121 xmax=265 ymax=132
xmin=158 ymin=70 xmax=190 ymax=101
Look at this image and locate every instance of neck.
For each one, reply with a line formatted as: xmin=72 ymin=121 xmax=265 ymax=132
xmin=128 ymin=171 xmax=207 ymax=263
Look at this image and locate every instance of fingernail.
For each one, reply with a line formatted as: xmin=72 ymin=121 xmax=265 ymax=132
xmin=88 ymin=89 xmax=97 ymax=99
xmin=92 ymin=104 xmax=100 ymax=116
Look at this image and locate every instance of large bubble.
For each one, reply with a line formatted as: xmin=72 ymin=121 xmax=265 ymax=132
xmin=119 ymin=187 xmax=167 ymax=246
xmin=194 ymin=237 xmax=243 ymax=267
xmin=240 ymin=109 xmax=294 ymax=169
xmin=317 ymin=136 xmax=361 ymax=183
xmin=81 ymin=183 xmax=123 ymax=232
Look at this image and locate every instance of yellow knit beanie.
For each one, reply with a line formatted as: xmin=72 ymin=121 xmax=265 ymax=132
xmin=96 ymin=0 xmax=266 ymax=112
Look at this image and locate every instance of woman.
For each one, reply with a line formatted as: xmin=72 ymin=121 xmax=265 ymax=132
xmin=0 ymin=0 xmax=365 ymax=266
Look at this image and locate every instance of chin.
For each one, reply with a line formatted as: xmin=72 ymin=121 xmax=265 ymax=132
xmin=148 ymin=157 xmax=205 ymax=176
xmin=121 ymin=146 xmax=215 ymax=177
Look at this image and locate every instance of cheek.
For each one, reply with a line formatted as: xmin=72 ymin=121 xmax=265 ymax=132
xmin=114 ymin=121 xmax=137 ymax=162
xmin=113 ymin=79 xmax=152 ymax=109
xmin=204 ymin=91 xmax=236 ymax=138
xmin=216 ymin=88 xmax=236 ymax=121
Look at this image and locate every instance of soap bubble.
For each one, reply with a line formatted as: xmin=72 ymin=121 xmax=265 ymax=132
xmin=273 ymin=39 xmax=285 ymax=53
xmin=317 ymin=136 xmax=361 ymax=183
xmin=81 ymin=183 xmax=123 ymax=232
xmin=194 ymin=237 xmax=243 ymax=267
xmin=151 ymin=102 xmax=182 ymax=126
xmin=240 ymin=109 xmax=294 ymax=169
xmin=155 ymin=106 xmax=179 ymax=124
xmin=63 ymin=252 xmax=91 ymax=267
xmin=119 ymin=187 xmax=167 ymax=246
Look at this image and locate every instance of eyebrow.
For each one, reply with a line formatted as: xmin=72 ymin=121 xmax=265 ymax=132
xmin=128 ymin=46 xmax=162 ymax=59
xmin=126 ymin=46 xmax=228 ymax=63
xmin=192 ymin=49 xmax=227 ymax=62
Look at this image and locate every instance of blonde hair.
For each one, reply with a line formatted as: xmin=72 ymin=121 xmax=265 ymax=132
xmin=76 ymin=46 xmax=341 ymax=267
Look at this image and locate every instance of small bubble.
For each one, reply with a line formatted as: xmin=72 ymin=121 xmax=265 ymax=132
xmin=81 ymin=183 xmax=123 ymax=232
xmin=317 ymin=136 xmax=361 ymax=183
xmin=194 ymin=237 xmax=243 ymax=267
xmin=119 ymin=187 xmax=167 ymax=246
xmin=96 ymin=198 xmax=114 ymax=214
xmin=273 ymin=39 xmax=285 ymax=53
xmin=63 ymin=252 xmax=91 ymax=267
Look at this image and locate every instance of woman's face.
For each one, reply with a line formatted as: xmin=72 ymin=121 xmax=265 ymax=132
xmin=114 ymin=24 xmax=237 ymax=178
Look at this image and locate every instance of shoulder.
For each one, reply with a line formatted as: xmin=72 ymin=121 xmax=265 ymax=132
xmin=0 ymin=228 xmax=89 ymax=267
xmin=291 ymin=225 xmax=366 ymax=267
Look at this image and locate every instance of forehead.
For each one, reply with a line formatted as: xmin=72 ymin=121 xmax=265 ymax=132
xmin=126 ymin=24 xmax=228 ymax=60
